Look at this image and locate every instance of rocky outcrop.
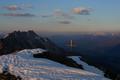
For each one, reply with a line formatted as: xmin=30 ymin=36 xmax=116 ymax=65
xmin=33 ymin=52 xmax=83 ymax=69
xmin=0 ymin=72 xmax=21 ymax=80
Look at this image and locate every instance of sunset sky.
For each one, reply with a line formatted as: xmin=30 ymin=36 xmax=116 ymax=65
xmin=0 ymin=0 xmax=120 ymax=33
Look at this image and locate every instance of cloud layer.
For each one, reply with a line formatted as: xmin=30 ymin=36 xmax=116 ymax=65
xmin=2 ymin=4 xmax=32 ymax=11
xmin=0 ymin=4 xmax=34 ymax=17
xmin=0 ymin=3 xmax=93 ymax=25
xmin=3 ymin=5 xmax=22 ymax=11
xmin=73 ymin=7 xmax=92 ymax=15
xmin=54 ymin=9 xmax=74 ymax=19
xmin=58 ymin=20 xmax=71 ymax=24
xmin=0 ymin=13 xmax=35 ymax=17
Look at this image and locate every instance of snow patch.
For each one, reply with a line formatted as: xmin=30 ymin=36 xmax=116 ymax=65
xmin=0 ymin=49 xmax=110 ymax=80
xmin=68 ymin=56 xmax=104 ymax=76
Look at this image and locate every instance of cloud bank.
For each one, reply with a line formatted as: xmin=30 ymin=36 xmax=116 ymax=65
xmin=0 ymin=13 xmax=35 ymax=17
xmin=2 ymin=4 xmax=33 ymax=11
xmin=73 ymin=7 xmax=92 ymax=15
xmin=58 ymin=20 xmax=71 ymax=24
xmin=54 ymin=9 xmax=74 ymax=19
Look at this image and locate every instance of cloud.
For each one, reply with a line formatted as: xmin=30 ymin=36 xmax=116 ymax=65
xmin=41 ymin=14 xmax=53 ymax=18
xmin=58 ymin=20 xmax=71 ymax=24
xmin=54 ymin=9 xmax=74 ymax=19
xmin=2 ymin=4 xmax=33 ymax=11
xmin=3 ymin=5 xmax=22 ymax=11
xmin=54 ymin=9 xmax=62 ymax=16
xmin=0 ymin=13 xmax=35 ymax=17
xmin=39 ymin=9 xmax=74 ymax=19
xmin=73 ymin=7 xmax=92 ymax=15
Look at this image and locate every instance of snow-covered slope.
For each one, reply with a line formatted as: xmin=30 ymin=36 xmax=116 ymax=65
xmin=0 ymin=49 xmax=110 ymax=80
xmin=68 ymin=56 xmax=104 ymax=75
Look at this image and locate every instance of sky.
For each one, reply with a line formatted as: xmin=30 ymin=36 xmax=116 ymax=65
xmin=0 ymin=0 xmax=120 ymax=33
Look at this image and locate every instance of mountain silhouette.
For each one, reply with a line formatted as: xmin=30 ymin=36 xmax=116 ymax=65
xmin=0 ymin=30 xmax=65 ymax=55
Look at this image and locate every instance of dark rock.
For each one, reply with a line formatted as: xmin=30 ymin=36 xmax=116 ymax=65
xmin=0 ymin=72 xmax=21 ymax=80
xmin=33 ymin=52 xmax=83 ymax=69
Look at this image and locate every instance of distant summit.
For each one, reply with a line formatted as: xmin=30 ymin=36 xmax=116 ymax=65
xmin=0 ymin=30 xmax=65 ymax=55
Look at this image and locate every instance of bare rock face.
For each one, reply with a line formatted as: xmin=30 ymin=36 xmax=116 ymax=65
xmin=0 ymin=30 xmax=65 ymax=55
xmin=0 ymin=41 xmax=3 ymax=50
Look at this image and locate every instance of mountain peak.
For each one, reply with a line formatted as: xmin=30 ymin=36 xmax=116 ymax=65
xmin=0 ymin=30 xmax=65 ymax=55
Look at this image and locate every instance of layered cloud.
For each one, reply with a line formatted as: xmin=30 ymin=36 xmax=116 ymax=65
xmin=40 ymin=9 xmax=74 ymax=19
xmin=2 ymin=4 xmax=32 ymax=11
xmin=54 ymin=9 xmax=74 ymax=19
xmin=3 ymin=5 xmax=22 ymax=11
xmin=40 ymin=14 xmax=53 ymax=18
xmin=73 ymin=7 xmax=92 ymax=15
xmin=53 ymin=9 xmax=73 ymax=24
xmin=58 ymin=20 xmax=71 ymax=24
xmin=0 ymin=13 xmax=35 ymax=17
xmin=0 ymin=4 xmax=93 ymax=20
xmin=0 ymin=4 xmax=34 ymax=17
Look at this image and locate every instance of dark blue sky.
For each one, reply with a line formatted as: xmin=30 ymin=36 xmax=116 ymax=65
xmin=0 ymin=0 xmax=120 ymax=32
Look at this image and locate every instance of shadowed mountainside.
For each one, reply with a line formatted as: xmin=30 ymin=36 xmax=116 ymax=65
xmin=0 ymin=31 xmax=66 ymax=55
